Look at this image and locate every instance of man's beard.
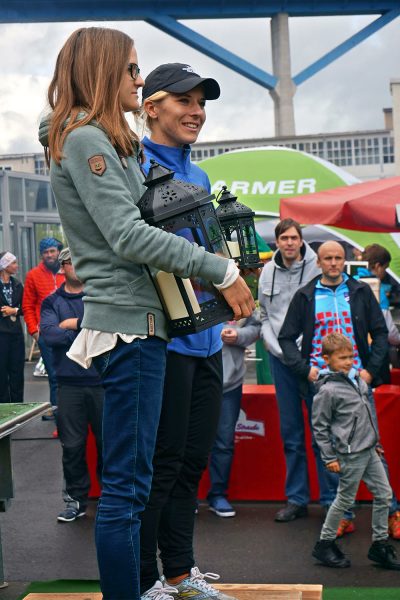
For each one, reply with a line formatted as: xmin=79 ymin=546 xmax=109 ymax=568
xmin=43 ymin=258 xmax=60 ymax=274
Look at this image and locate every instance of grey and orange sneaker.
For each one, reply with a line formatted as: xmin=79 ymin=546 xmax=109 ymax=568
xmin=141 ymin=580 xmax=177 ymax=600
xmin=169 ymin=567 xmax=238 ymax=600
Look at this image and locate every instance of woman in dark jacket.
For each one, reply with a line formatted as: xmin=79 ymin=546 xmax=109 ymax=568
xmin=0 ymin=252 xmax=24 ymax=403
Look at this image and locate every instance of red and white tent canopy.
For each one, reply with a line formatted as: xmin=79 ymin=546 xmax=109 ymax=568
xmin=280 ymin=176 xmax=400 ymax=233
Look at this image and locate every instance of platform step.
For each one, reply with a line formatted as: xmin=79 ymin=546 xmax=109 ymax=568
xmin=24 ymin=583 xmax=323 ymax=600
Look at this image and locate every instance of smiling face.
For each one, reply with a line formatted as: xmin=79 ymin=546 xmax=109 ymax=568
xmin=145 ymin=85 xmax=206 ymax=147
xmin=118 ymin=46 xmax=144 ymax=113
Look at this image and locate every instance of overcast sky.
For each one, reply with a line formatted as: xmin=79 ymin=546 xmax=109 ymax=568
xmin=0 ymin=13 xmax=399 ymax=154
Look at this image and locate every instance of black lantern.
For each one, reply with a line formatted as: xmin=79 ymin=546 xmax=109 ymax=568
xmin=216 ymin=186 xmax=263 ymax=270
xmin=138 ymin=160 xmax=233 ymax=337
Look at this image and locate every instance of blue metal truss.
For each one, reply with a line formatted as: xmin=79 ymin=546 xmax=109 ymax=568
xmin=0 ymin=1 xmax=398 ymax=92
xmin=146 ymin=15 xmax=278 ymax=90
xmin=1 ymin=2 xmax=400 ymax=22
xmin=293 ymin=8 xmax=400 ymax=85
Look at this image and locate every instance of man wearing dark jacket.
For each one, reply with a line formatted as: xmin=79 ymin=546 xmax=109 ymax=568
xmin=40 ymin=248 xmax=103 ymax=522
xmin=279 ymin=240 xmax=399 ymax=538
xmin=279 ymin=241 xmax=388 ymax=393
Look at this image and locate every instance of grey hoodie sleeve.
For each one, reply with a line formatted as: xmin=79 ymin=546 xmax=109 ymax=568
xmin=311 ymin=386 xmax=337 ymax=465
xmin=60 ymin=126 xmax=228 ymax=284
xmin=235 ymin=313 xmax=261 ymax=349
xmin=258 ymin=267 xmax=283 ymax=358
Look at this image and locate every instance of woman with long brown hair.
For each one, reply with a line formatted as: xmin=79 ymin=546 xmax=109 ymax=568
xmin=39 ymin=27 xmax=254 ymax=600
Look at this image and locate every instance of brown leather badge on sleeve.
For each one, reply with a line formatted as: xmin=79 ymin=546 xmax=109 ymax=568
xmin=88 ymin=155 xmax=107 ymax=176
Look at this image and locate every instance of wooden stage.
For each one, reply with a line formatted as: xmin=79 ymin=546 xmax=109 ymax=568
xmin=24 ymin=583 xmax=323 ymax=599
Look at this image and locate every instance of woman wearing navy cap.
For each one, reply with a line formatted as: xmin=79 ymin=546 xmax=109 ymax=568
xmin=139 ymin=64 xmax=238 ymax=600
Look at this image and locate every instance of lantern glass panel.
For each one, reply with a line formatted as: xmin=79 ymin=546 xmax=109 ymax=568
xmin=190 ymin=275 xmax=216 ymax=304
xmin=204 ymin=215 xmax=230 ymax=258
xmin=221 ymin=223 xmax=241 ymax=259
xmin=171 ymin=223 xmax=207 ymax=248
xmin=242 ymin=220 xmax=258 ymax=254
xmin=199 ymin=205 xmax=230 ymax=258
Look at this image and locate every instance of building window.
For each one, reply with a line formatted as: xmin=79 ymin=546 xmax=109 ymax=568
xmin=34 ymin=159 xmax=49 ymax=176
xmin=25 ymin=179 xmax=54 ymax=212
xmin=9 ymin=177 xmax=24 ymax=211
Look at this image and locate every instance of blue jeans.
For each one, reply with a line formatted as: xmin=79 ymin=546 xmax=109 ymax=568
xmin=38 ymin=335 xmax=58 ymax=408
xmin=94 ymin=337 xmax=167 ymax=600
xmin=207 ymin=384 xmax=242 ymax=499
xmin=269 ymin=353 xmax=337 ymax=506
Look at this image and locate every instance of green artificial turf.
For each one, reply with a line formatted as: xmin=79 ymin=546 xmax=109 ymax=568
xmin=0 ymin=403 xmax=40 ymax=427
xmin=18 ymin=579 xmax=100 ymax=599
xmin=323 ymin=589 xmax=400 ymax=600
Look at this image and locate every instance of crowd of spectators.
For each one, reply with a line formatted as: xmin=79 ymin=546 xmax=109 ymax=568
xmin=2 ymin=224 xmax=400 ymax=585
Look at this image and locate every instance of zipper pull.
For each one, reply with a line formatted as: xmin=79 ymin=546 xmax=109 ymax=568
xmin=347 ymin=445 xmax=351 ymax=453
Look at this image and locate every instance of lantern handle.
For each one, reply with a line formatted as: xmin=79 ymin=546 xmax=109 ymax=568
xmin=216 ymin=185 xmax=236 ymax=205
xmin=215 ymin=186 xmax=226 ymax=202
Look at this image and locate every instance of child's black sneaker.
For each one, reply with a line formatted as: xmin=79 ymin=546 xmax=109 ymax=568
xmin=368 ymin=540 xmax=400 ymax=570
xmin=312 ymin=539 xmax=351 ymax=568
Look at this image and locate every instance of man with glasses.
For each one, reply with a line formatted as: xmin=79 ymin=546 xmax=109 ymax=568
xmin=40 ymin=248 xmax=104 ymax=522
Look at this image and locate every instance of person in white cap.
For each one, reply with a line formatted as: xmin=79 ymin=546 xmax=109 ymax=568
xmin=0 ymin=251 xmax=24 ymax=403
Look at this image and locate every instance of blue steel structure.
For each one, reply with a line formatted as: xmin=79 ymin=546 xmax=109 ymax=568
xmin=0 ymin=1 xmax=399 ymax=93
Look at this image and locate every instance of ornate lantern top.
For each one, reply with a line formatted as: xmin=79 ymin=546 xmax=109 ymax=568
xmin=216 ymin=186 xmax=255 ymax=218
xmin=139 ymin=159 xmax=214 ymax=225
xmin=215 ymin=186 xmax=263 ymax=270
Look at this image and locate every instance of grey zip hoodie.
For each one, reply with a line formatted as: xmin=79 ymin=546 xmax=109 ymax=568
xmin=222 ymin=311 xmax=261 ymax=394
xmin=258 ymin=241 xmax=320 ymax=359
xmin=312 ymin=369 xmax=378 ymax=465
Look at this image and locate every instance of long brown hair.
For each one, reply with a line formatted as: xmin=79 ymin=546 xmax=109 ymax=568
xmin=47 ymin=27 xmax=139 ymax=164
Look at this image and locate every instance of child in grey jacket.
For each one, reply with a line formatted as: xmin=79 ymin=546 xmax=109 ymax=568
xmin=207 ymin=311 xmax=261 ymax=517
xmin=312 ymin=333 xmax=400 ymax=570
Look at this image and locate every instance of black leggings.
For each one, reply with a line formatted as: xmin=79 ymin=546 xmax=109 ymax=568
xmin=0 ymin=332 xmax=24 ymax=403
xmin=140 ymin=350 xmax=223 ymax=593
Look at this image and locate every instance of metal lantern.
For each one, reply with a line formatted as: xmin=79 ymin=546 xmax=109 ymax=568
xmin=138 ymin=160 xmax=233 ymax=337
xmin=216 ymin=186 xmax=263 ymax=270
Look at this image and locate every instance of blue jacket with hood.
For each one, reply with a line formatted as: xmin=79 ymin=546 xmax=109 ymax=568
xmin=142 ymin=136 xmax=222 ymax=357
xmin=40 ymin=284 xmax=101 ymax=386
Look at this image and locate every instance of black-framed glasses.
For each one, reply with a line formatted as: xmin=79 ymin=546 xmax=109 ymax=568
xmin=128 ymin=63 xmax=140 ymax=80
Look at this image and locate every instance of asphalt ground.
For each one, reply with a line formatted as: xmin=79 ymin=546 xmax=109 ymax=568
xmin=0 ymin=363 xmax=399 ymax=599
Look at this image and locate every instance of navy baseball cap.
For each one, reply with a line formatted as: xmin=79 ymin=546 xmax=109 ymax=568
xmin=142 ymin=63 xmax=220 ymax=101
